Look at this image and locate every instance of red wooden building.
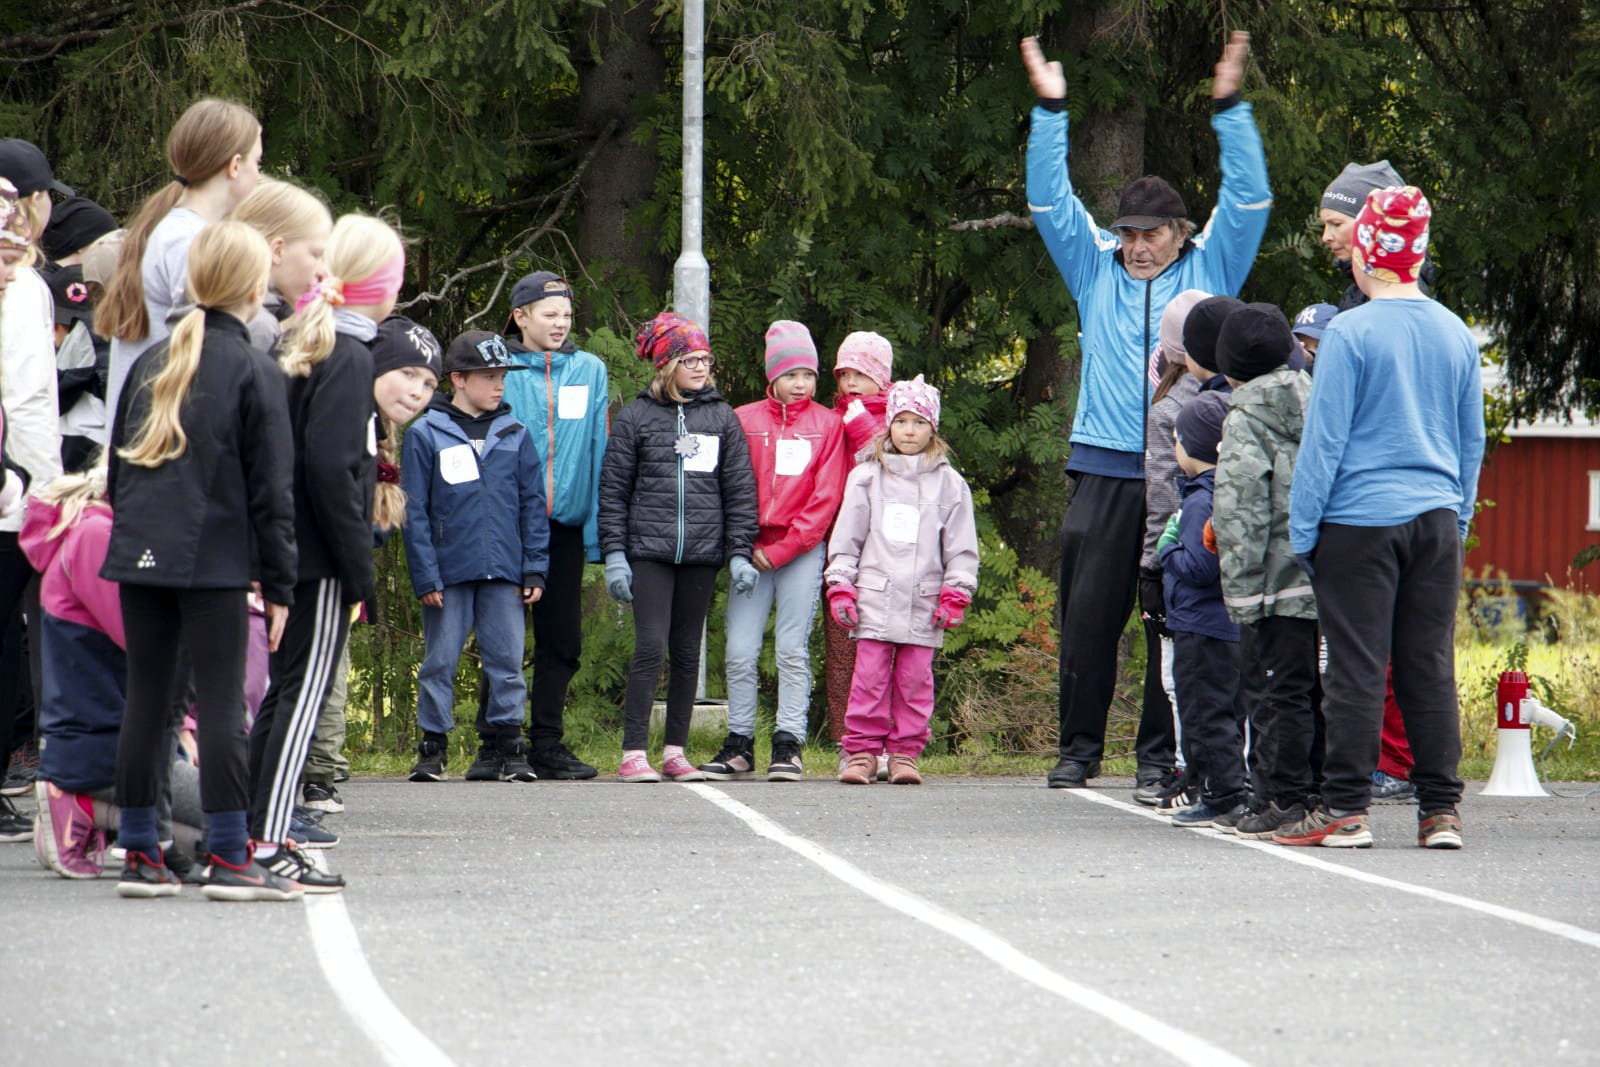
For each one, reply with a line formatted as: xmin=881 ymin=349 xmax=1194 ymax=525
xmin=1466 ymin=375 xmax=1600 ymax=591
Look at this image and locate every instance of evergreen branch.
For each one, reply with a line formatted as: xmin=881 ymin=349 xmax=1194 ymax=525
xmin=397 ymin=118 xmax=620 ymax=319
xmin=947 ymin=213 xmax=1035 ymax=232
xmin=0 ymin=0 xmax=269 ymax=63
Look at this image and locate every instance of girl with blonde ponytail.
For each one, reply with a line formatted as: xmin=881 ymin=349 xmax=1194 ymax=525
xmin=244 ymin=213 xmax=405 ymax=889
xmin=231 ymin=178 xmax=332 ymax=354
xmin=98 ymin=97 xmax=262 ymax=421
xmin=102 ymin=219 xmax=300 ymax=901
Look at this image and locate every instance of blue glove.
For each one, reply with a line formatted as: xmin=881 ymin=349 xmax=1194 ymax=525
xmin=729 ymin=555 xmax=759 ymax=596
xmin=604 ymin=551 xmax=633 ymax=603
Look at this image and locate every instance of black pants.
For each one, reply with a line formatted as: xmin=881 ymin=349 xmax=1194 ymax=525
xmin=622 ymin=561 xmax=717 ymax=750
xmin=1057 ymin=473 xmax=1146 ymax=762
xmin=249 ymin=578 xmax=348 ymax=844
xmin=474 ymin=521 xmax=586 ymax=746
xmin=1239 ymin=616 xmax=1319 ymax=808
xmin=1311 ymin=511 xmax=1464 ymax=814
xmin=0 ymin=534 xmax=35 ymax=765
xmin=1171 ymin=631 xmax=1245 ymax=809
xmin=1137 ymin=618 xmax=1177 ymax=772
xmin=116 ymin=585 xmax=250 ymax=815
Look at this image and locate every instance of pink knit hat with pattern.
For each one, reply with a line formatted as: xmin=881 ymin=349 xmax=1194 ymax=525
xmin=764 ymin=320 xmax=818 ymax=382
xmin=886 ymin=374 xmax=940 ymax=430
xmin=834 ymin=331 xmax=893 ymax=391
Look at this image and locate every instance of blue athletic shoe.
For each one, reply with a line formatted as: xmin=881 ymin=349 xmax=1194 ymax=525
xmin=1372 ymin=770 xmax=1416 ymax=804
xmin=1171 ymin=801 xmax=1249 ymax=830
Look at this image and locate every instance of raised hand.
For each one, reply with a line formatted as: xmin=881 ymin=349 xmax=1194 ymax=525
xmin=1020 ymin=36 xmax=1067 ymax=101
xmin=1213 ymin=30 xmax=1250 ymax=99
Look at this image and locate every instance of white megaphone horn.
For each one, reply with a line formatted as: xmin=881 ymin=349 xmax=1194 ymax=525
xmin=1482 ymin=671 xmax=1578 ymax=797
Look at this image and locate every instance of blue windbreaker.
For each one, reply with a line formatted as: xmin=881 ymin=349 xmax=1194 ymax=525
xmin=401 ymin=397 xmax=551 ymax=596
xmin=1026 ymin=100 xmax=1272 ymax=459
xmin=500 ymin=341 xmax=609 ymax=562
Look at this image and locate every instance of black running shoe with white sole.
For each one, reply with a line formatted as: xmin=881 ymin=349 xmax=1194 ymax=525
xmin=302 ymin=781 xmax=344 ymax=814
xmin=464 ymin=741 xmax=503 ymax=782
xmin=409 ymin=737 xmax=448 ymax=782
xmin=256 ymin=843 xmax=345 ymax=893
xmin=116 ymin=850 xmax=182 ymax=898
xmin=699 ymin=733 xmax=756 ymax=780
xmin=200 ymin=853 xmax=305 ymax=901
xmin=767 ymin=731 xmax=805 ymax=782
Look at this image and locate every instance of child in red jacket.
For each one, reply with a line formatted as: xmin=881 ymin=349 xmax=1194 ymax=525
xmin=699 ymin=322 xmax=846 ymax=781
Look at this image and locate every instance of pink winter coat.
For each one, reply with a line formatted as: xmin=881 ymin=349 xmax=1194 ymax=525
xmin=824 ymin=451 xmax=979 ymax=649
xmin=735 ymin=394 xmax=848 ymax=569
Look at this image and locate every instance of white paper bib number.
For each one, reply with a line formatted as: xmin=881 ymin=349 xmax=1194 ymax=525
xmin=366 ymin=418 xmax=379 ymax=457
xmin=557 ymin=384 xmax=588 ymax=419
xmin=774 ymin=437 xmax=812 ymax=476
xmin=439 ymin=443 xmax=480 ymax=485
xmin=681 ymin=433 xmax=720 ymax=473
xmin=883 ymin=502 xmax=920 ymax=544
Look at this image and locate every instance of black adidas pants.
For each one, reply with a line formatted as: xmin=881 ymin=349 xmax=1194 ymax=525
xmin=248 ymin=578 xmax=348 ymax=845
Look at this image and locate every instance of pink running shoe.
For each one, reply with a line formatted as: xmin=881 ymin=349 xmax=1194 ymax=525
xmin=660 ymin=753 xmax=707 ymax=782
xmin=617 ymin=753 xmax=661 ymax=783
xmin=34 ymin=780 xmax=106 ymax=879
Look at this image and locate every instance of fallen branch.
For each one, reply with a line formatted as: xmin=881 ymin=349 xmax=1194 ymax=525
xmin=948 ymin=212 xmax=1035 ymax=232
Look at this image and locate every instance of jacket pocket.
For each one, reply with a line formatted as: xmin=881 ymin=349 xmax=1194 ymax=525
xmin=911 ymin=580 xmax=940 ymax=632
xmin=855 ymin=570 xmax=890 ymax=630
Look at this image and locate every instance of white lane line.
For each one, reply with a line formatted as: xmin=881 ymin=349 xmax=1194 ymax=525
xmin=685 ymin=783 xmax=1250 ymax=1067
xmin=305 ymin=895 xmax=457 ymax=1067
xmin=1063 ymin=788 xmax=1600 ymax=951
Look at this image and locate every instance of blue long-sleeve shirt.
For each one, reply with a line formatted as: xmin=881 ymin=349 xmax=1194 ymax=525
xmin=1288 ymin=298 xmax=1484 ymax=555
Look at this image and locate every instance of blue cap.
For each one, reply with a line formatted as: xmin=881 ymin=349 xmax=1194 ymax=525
xmin=1291 ymin=303 xmax=1338 ymax=341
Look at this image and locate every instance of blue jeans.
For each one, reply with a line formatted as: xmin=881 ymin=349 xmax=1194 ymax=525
xmin=417 ymin=581 xmax=527 ymax=737
xmin=724 ymin=544 xmax=823 ymax=739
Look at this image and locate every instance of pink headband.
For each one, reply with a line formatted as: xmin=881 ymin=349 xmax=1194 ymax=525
xmin=294 ymin=250 xmax=406 ymax=312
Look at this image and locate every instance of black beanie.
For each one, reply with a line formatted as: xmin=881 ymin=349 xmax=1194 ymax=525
xmin=1217 ymin=302 xmax=1295 ymax=383
xmin=1181 ymin=296 xmax=1244 ymax=374
xmin=1174 ymin=390 xmax=1230 ymax=466
xmin=41 ymin=197 xmax=117 ymax=262
xmin=372 ymin=315 xmax=443 ymax=379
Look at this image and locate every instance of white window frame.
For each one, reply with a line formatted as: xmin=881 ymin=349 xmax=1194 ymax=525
xmin=1589 ymin=471 xmax=1600 ymax=531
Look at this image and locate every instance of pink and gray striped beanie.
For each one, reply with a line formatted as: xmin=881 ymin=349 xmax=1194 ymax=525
xmin=834 ymin=331 xmax=893 ymax=391
xmin=764 ymin=320 xmax=818 ymax=382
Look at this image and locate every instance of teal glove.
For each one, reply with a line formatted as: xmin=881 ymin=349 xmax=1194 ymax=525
xmin=729 ymin=555 xmax=759 ymax=596
xmin=604 ymin=551 xmax=633 ymax=603
xmin=1156 ymin=512 xmax=1182 ymax=553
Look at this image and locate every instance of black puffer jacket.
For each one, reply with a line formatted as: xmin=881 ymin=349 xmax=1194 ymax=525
xmin=103 ymin=310 xmax=298 ymax=604
xmin=598 ymin=385 xmax=757 ymax=567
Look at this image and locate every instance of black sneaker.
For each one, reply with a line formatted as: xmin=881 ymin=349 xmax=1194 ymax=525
xmin=256 ymin=843 xmax=345 ymax=893
xmin=1 ymin=770 xmax=34 ymax=797
xmin=1046 ymin=758 xmax=1101 ymax=789
xmin=289 ymin=811 xmax=339 ymax=849
xmin=164 ymin=844 xmax=205 ymax=885
xmin=409 ymin=736 xmax=448 ymax=782
xmin=464 ymin=740 xmax=503 ymax=782
xmin=528 ymin=743 xmax=598 ymax=780
xmin=699 ymin=733 xmax=756 ymax=780
xmin=200 ymin=852 xmax=305 ymax=902
xmin=767 ymin=732 xmax=805 ymax=782
xmin=1133 ymin=769 xmax=1180 ymax=806
xmin=1154 ymin=773 xmax=1199 ymax=815
xmin=0 ymin=795 xmax=31 ymax=842
xmin=302 ymin=781 xmax=344 ymax=814
xmin=333 ymin=767 xmax=350 ymax=783
xmin=1234 ymin=801 xmax=1308 ymax=840
xmin=116 ymin=850 xmax=182 ymax=898
xmin=499 ymin=739 xmax=538 ymax=782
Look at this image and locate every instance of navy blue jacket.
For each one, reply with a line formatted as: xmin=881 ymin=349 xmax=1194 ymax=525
xmin=401 ymin=394 xmax=550 ymax=596
xmin=1159 ymin=469 xmax=1239 ymax=642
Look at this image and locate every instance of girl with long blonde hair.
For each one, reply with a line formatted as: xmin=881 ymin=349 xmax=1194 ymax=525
xmin=98 ymin=97 xmax=262 ymax=420
xmin=102 ymin=219 xmax=299 ymax=901
xmin=231 ymin=178 xmax=332 ymax=353
xmin=244 ymin=213 xmax=404 ymax=888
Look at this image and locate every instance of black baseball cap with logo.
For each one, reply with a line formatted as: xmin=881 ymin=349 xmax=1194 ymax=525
xmin=444 ymin=330 xmax=529 ymax=374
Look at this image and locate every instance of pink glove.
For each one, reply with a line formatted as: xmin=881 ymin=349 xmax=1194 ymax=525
xmin=933 ymin=586 xmax=971 ymax=629
xmin=827 ymin=582 xmax=859 ymax=628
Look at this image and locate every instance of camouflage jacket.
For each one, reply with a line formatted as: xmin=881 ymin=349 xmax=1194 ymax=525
xmin=1213 ymin=367 xmax=1316 ymax=625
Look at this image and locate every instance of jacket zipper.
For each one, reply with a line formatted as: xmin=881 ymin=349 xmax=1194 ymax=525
xmin=544 ymin=353 xmax=556 ymax=515
xmin=767 ymin=399 xmax=788 ymax=526
xmin=675 ymin=403 xmax=686 ymax=564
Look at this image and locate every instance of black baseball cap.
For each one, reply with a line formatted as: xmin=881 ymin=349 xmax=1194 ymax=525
xmin=42 ymin=263 xmax=93 ymax=327
xmin=0 ymin=140 xmax=74 ymax=198
xmin=1111 ymin=175 xmax=1187 ymax=231
xmin=444 ymin=330 xmax=528 ymax=374
xmin=503 ymin=270 xmax=573 ymax=334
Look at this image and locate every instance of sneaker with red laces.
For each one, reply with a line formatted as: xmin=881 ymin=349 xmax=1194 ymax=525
xmin=661 ymin=753 xmax=707 ymax=782
xmin=617 ymin=753 xmax=661 ymax=783
xmin=116 ymin=850 xmax=182 ymax=898
xmin=200 ymin=851 xmax=305 ymax=902
xmin=1418 ymin=809 xmax=1463 ymax=849
xmin=34 ymin=780 xmax=106 ymax=879
xmin=1272 ymin=807 xmax=1373 ymax=848
xmin=838 ymin=751 xmax=876 ymax=785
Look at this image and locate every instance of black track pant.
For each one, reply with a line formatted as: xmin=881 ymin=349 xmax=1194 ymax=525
xmin=622 ymin=561 xmax=717 ymax=751
xmin=1239 ymin=616 xmax=1319 ymax=808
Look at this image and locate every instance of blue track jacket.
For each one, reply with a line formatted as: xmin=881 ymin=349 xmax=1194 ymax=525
xmin=1026 ymin=100 xmax=1272 ymax=458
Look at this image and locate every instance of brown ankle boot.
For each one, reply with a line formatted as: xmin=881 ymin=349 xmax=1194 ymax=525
xmin=887 ymin=753 xmax=922 ymax=785
xmin=838 ymin=750 xmax=877 ymax=785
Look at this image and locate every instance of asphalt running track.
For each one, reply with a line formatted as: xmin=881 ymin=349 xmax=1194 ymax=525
xmin=3 ymin=776 xmax=1598 ymax=1066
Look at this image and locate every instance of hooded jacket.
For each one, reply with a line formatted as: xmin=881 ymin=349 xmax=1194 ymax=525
xmin=598 ymin=384 xmax=758 ymax=567
xmin=824 ymin=451 xmax=979 ymax=649
xmin=736 ymin=393 xmax=847 ymax=569
xmin=103 ymin=310 xmax=298 ymax=605
xmin=1214 ymin=367 xmax=1316 ymax=624
xmin=401 ymin=393 xmax=550 ymax=596
xmin=1142 ymin=371 xmax=1201 ymax=569
xmin=21 ymin=497 xmax=125 ymax=793
xmin=1026 ymin=99 xmax=1271 ymax=461
xmin=500 ymin=339 xmax=610 ymax=562
xmin=1159 ymin=469 xmax=1238 ymax=642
